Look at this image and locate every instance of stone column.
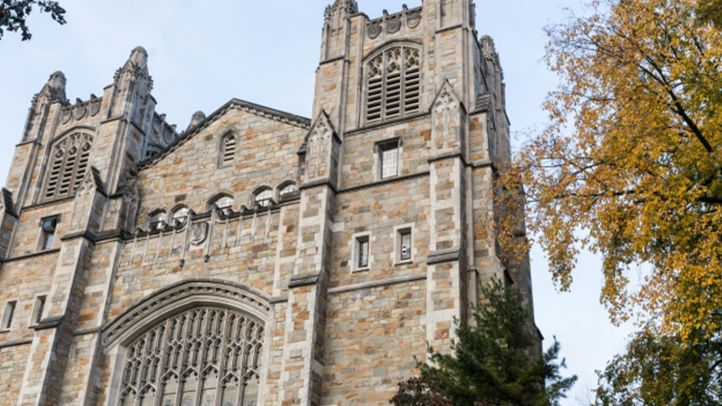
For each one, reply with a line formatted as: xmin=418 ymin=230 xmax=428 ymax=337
xmin=278 ymin=113 xmax=340 ymax=406
xmin=16 ymin=168 xmax=106 ymax=406
xmin=426 ymin=83 xmax=470 ymax=351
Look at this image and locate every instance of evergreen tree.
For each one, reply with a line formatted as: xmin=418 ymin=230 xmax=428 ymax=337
xmin=391 ymin=280 xmax=576 ymax=406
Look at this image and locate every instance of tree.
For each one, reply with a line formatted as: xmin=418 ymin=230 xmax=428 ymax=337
xmin=391 ymin=280 xmax=577 ymax=406
xmin=503 ymin=0 xmax=722 ymax=339
xmin=0 ymin=0 xmax=66 ymax=41
xmin=595 ymin=324 xmax=722 ymax=405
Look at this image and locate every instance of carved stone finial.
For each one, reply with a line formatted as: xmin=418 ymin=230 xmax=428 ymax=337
xmin=187 ymin=111 xmax=206 ymax=131
xmin=129 ymin=46 xmax=149 ymax=67
xmin=325 ymin=0 xmax=358 ymax=19
xmin=32 ymin=71 xmax=67 ymax=105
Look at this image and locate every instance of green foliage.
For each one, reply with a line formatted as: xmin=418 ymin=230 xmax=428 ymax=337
xmin=391 ymin=280 xmax=577 ymax=406
xmin=0 ymin=0 xmax=66 ymax=41
xmin=595 ymin=325 xmax=722 ymax=405
xmin=697 ymin=0 xmax=722 ymax=27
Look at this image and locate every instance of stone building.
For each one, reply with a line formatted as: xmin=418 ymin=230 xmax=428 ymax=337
xmin=0 ymin=0 xmax=538 ymax=405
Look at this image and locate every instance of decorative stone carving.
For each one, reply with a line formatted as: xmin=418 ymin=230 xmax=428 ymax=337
xmin=74 ymin=167 xmax=99 ymax=197
xmin=89 ymin=98 xmax=101 ymax=116
xmin=305 ymin=112 xmax=335 ymax=181
xmin=152 ymin=114 xmax=162 ymax=133
xmin=102 ymin=279 xmax=272 ymax=347
xmin=121 ymin=179 xmax=140 ymax=232
xmin=163 ymin=126 xmax=175 ymax=144
xmin=190 ymin=222 xmax=209 ymax=245
xmin=31 ymin=71 xmax=68 ymax=106
xmin=368 ymin=21 xmax=382 ymax=39
xmin=73 ymin=103 xmax=87 ymax=120
xmin=386 ymin=15 xmax=402 ymax=33
xmin=186 ymin=110 xmax=206 ymax=132
xmin=324 ymin=0 xmax=358 ymax=19
xmin=60 ymin=108 xmax=72 ymax=124
xmin=407 ymin=9 xmax=422 ymax=28
xmin=432 ymin=82 xmax=463 ymax=151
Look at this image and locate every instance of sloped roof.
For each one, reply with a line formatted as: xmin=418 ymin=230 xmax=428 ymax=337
xmin=139 ymin=98 xmax=311 ymax=169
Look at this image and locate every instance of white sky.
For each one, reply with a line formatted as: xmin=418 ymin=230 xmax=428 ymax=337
xmin=0 ymin=1 xmax=637 ymax=404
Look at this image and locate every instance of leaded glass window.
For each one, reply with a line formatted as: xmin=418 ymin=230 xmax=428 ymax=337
xmin=117 ymin=307 xmax=264 ymax=406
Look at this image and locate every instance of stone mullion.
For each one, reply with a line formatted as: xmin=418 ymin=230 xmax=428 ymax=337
xmin=215 ymin=309 xmax=233 ymax=406
xmin=152 ymin=318 xmax=172 ymax=406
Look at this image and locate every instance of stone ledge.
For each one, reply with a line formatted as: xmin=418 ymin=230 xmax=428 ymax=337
xmin=2 ymin=248 xmax=61 ymax=263
xmin=299 ymin=178 xmax=339 ymax=193
xmin=32 ymin=315 xmax=64 ymax=331
xmin=288 ymin=273 xmax=321 ymax=289
xmin=427 ymin=247 xmax=461 ymax=265
xmin=340 ymin=171 xmax=430 ymax=194
xmin=60 ymin=230 xmax=98 ymax=243
xmin=328 ymin=274 xmax=427 ymax=295
xmin=0 ymin=338 xmax=33 ymax=350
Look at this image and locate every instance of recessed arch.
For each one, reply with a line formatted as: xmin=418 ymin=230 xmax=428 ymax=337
xmin=41 ymin=131 xmax=95 ymax=201
xmin=252 ymin=186 xmax=273 ymax=208
xmin=207 ymin=192 xmax=234 ymax=212
xmin=218 ymin=130 xmax=238 ymax=167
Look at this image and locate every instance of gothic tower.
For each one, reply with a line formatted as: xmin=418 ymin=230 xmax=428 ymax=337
xmin=0 ymin=2 xmax=537 ymax=406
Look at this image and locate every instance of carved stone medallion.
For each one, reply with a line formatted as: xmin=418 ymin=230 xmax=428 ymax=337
xmin=368 ymin=22 xmax=382 ymax=39
xmin=73 ymin=104 xmax=87 ymax=120
xmin=89 ymin=99 xmax=101 ymax=117
xmin=163 ymin=126 xmax=175 ymax=145
xmin=61 ymin=108 xmax=73 ymax=124
xmin=190 ymin=222 xmax=208 ymax=245
xmin=407 ymin=10 xmax=422 ymax=28
xmin=386 ymin=16 xmax=402 ymax=34
xmin=152 ymin=116 xmax=162 ymax=134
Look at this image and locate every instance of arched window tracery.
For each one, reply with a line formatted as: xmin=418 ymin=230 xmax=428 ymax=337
xmin=365 ymin=45 xmax=421 ymax=123
xmin=43 ymin=132 xmax=94 ymax=201
xmin=118 ymin=307 xmax=263 ymax=406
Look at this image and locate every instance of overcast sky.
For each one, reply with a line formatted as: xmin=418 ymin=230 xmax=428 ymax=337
xmin=0 ymin=1 xmax=637 ymax=403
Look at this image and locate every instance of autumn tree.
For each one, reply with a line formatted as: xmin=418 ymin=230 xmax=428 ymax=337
xmin=595 ymin=324 xmax=722 ymax=405
xmin=503 ymin=0 xmax=722 ymax=340
xmin=0 ymin=0 xmax=66 ymax=41
xmin=391 ymin=280 xmax=576 ymax=406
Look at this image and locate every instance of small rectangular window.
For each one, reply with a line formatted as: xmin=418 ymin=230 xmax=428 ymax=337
xmin=33 ymin=296 xmax=46 ymax=325
xmin=355 ymin=236 xmax=370 ymax=270
xmin=378 ymin=140 xmax=400 ymax=180
xmin=40 ymin=216 xmax=58 ymax=251
xmin=399 ymin=229 xmax=412 ymax=261
xmin=2 ymin=301 xmax=17 ymax=330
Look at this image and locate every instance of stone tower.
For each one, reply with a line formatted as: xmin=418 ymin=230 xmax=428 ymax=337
xmin=0 ymin=1 xmax=537 ymax=406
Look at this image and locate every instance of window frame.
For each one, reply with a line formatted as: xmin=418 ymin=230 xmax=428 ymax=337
xmin=169 ymin=205 xmax=190 ymax=227
xmin=1 ymin=300 xmax=17 ymax=332
xmin=363 ymin=44 xmax=422 ymax=125
xmin=38 ymin=215 xmax=59 ymax=251
xmin=375 ymin=138 xmax=402 ymax=181
xmin=219 ymin=132 xmax=238 ymax=167
xmin=148 ymin=210 xmax=167 ymax=231
xmin=277 ymin=181 xmax=299 ymax=201
xmin=30 ymin=295 xmax=46 ymax=327
xmin=253 ymin=188 xmax=274 ymax=208
xmin=394 ymin=224 xmax=415 ymax=265
xmin=351 ymin=232 xmax=372 ymax=273
xmin=208 ymin=194 xmax=235 ymax=215
xmin=41 ymin=132 xmax=94 ymax=202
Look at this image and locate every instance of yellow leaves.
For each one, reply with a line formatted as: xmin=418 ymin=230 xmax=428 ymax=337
xmin=505 ymin=0 xmax=722 ymax=339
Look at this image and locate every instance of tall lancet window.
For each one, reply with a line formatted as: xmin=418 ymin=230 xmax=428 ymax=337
xmin=365 ymin=45 xmax=421 ymax=123
xmin=117 ymin=307 xmax=264 ymax=406
xmin=43 ymin=133 xmax=93 ymax=201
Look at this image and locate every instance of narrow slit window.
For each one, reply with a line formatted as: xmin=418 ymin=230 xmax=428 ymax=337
xmin=3 ymin=301 xmax=17 ymax=330
xmin=356 ymin=236 xmax=370 ymax=270
xmin=40 ymin=217 xmax=58 ymax=251
xmin=221 ymin=133 xmax=237 ymax=166
xmin=365 ymin=46 xmax=421 ymax=124
xmin=33 ymin=296 xmax=46 ymax=325
xmin=399 ymin=229 xmax=412 ymax=261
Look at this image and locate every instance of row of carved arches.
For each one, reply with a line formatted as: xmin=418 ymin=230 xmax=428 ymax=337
xmin=146 ymin=182 xmax=298 ymax=231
